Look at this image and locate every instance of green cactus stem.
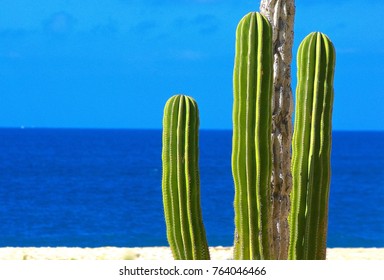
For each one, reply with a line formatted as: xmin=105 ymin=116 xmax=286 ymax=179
xmin=289 ymin=32 xmax=336 ymax=260
xmin=232 ymin=12 xmax=274 ymax=260
xmin=161 ymin=94 xmax=210 ymax=260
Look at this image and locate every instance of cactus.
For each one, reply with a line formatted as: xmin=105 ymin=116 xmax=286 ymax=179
xmin=161 ymin=94 xmax=210 ymax=260
xmin=232 ymin=12 xmax=274 ymax=260
xmin=260 ymin=0 xmax=295 ymax=260
xmin=160 ymin=6 xmax=336 ymax=261
xmin=289 ymin=32 xmax=336 ymax=260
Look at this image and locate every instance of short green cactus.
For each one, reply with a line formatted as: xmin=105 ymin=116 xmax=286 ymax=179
xmin=289 ymin=32 xmax=336 ymax=260
xmin=232 ymin=12 xmax=274 ymax=260
xmin=161 ymin=94 xmax=210 ymax=260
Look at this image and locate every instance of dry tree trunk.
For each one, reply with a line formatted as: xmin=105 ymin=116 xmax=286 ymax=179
xmin=259 ymin=0 xmax=295 ymax=260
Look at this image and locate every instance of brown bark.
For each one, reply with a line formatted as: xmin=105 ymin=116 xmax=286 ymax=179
xmin=259 ymin=0 xmax=295 ymax=260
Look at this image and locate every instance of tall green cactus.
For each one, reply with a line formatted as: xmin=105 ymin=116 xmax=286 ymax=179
xmin=161 ymin=94 xmax=210 ymax=260
xmin=232 ymin=12 xmax=274 ymax=260
xmin=289 ymin=32 xmax=336 ymax=260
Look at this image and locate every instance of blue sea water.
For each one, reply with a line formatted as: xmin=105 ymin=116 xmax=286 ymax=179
xmin=0 ymin=128 xmax=383 ymax=248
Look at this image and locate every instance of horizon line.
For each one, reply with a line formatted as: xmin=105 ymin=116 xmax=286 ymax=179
xmin=0 ymin=126 xmax=383 ymax=133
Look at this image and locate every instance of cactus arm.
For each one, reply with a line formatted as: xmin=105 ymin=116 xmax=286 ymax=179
xmin=256 ymin=13 xmax=274 ymax=259
xmin=303 ymin=33 xmax=336 ymax=259
xmin=185 ymin=98 xmax=209 ymax=259
xmin=175 ymin=96 xmax=193 ymax=259
xmin=162 ymin=96 xmax=184 ymax=259
xmin=316 ymin=34 xmax=335 ymax=259
xmin=232 ymin=12 xmax=274 ymax=260
xmin=162 ymin=95 xmax=210 ymax=260
xmin=303 ymin=33 xmax=324 ymax=259
xmin=288 ymin=34 xmax=317 ymax=260
xmin=289 ymin=32 xmax=335 ymax=260
xmin=233 ymin=15 xmax=251 ymax=260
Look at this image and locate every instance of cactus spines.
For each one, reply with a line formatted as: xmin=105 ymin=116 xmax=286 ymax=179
xmin=232 ymin=12 xmax=274 ymax=260
xmin=289 ymin=32 xmax=336 ymax=260
xmin=162 ymin=94 xmax=210 ymax=260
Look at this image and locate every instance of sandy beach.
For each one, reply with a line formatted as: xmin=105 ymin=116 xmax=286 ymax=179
xmin=0 ymin=247 xmax=383 ymax=260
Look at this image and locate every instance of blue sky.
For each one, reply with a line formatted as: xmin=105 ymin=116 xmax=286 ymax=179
xmin=1 ymin=0 xmax=383 ymax=130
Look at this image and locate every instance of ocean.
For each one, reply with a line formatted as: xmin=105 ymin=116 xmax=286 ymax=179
xmin=0 ymin=128 xmax=383 ymax=248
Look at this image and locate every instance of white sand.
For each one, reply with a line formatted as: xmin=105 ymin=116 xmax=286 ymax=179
xmin=0 ymin=247 xmax=383 ymax=260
